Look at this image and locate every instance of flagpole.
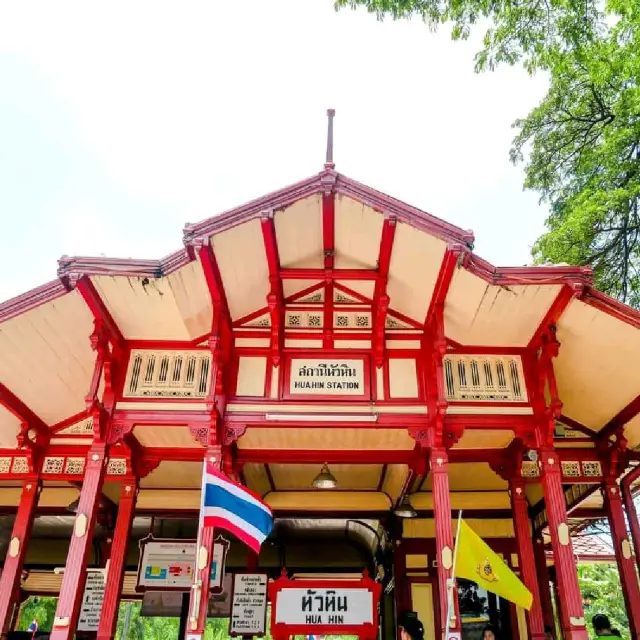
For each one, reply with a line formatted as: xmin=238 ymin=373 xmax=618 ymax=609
xmin=445 ymin=510 xmax=463 ymax=640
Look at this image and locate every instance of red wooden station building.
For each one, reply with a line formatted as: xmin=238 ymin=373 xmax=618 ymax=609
xmin=1 ymin=112 xmax=640 ymax=640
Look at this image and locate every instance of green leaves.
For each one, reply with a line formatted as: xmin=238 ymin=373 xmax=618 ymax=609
xmin=335 ymin=0 xmax=640 ymax=307
xmin=579 ymin=564 xmax=629 ymax=639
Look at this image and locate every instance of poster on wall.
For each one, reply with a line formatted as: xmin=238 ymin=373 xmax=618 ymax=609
xmin=286 ymin=359 xmax=368 ymax=398
xmin=229 ymin=573 xmax=268 ymax=637
xmin=136 ymin=535 xmax=229 ymax=592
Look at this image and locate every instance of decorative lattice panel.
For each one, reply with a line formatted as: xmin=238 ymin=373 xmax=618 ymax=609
xmin=443 ymin=355 xmax=527 ymax=402
xmin=521 ymin=461 xmax=540 ymax=478
xmin=332 ymin=312 xmax=372 ymax=329
xmin=107 ymin=459 xmax=127 ymax=475
xmin=124 ymin=350 xmax=211 ymax=398
xmin=12 ymin=458 xmax=29 ymax=474
xmin=582 ymin=461 xmax=602 ymax=477
xmin=561 ymin=461 xmax=581 ymax=478
xmin=285 ymin=312 xmax=324 ymax=329
xmin=43 ymin=457 xmax=64 ymax=475
xmin=0 ymin=458 xmax=11 ymax=474
xmin=65 ymin=458 xmax=85 ymax=475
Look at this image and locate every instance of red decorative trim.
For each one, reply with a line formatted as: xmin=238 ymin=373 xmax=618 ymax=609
xmin=189 ymin=424 xmax=210 ymax=447
xmin=0 ymin=280 xmax=68 ymax=323
xmin=195 ymin=241 xmax=233 ymax=330
xmin=528 ymin=284 xmax=577 ymax=349
xmin=598 ymin=392 xmax=640 ymax=441
xmin=424 ymin=246 xmax=463 ymax=328
xmin=268 ymin=570 xmax=382 ymax=640
xmin=73 ymin=277 xmax=125 ymax=348
xmin=261 ymin=213 xmax=284 ymax=365
xmin=223 ymin=424 xmax=247 ymax=446
xmin=0 ymin=382 xmax=48 ymax=438
xmin=373 ymin=217 xmax=396 ymax=367
xmin=583 ymin=288 xmax=640 ymax=330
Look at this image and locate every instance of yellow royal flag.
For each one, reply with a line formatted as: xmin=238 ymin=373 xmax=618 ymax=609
xmin=454 ymin=519 xmax=533 ymax=610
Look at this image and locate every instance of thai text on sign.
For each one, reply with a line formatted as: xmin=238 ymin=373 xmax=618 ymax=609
xmin=229 ymin=573 xmax=268 ymax=636
xmin=275 ymin=588 xmax=373 ymax=625
xmin=289 ymin=360 xmax=365 ymax=395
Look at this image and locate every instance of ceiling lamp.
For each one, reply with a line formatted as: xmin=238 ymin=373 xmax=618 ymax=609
xmin=394 ymin=495 xmax=417 ymax=519
xmin=312 ymin=463 xmax=337 ymax=489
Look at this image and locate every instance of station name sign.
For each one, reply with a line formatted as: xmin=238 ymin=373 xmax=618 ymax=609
xmin=287 ymin=359 xmax=366 ymax=397
xmin=275 ymin=587 xmax=373 ymax=625
xmin=268 ymin=571 xmax=381 ymax=640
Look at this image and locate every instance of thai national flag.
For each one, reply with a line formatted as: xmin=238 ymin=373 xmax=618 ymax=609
xmin=201 ymin=462 xmax=273 ymax=553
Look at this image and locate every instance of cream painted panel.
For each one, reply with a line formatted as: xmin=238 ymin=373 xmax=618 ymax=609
xmin=283 ymin=280 xmax=320 ymax=299
xmin=269 ymin=463 xmax=382 ymax=491
xmin=336 ymin=280 xmax=375 ymax=300
xmin=270 ymin=365 xmax=280 ymax=398
xmin=423 ymin=463 xmax=508 ymax=492
xmin=0 ymin=487 xmax=22 ymax=507
xmin=243 ymin=463 xmax=272 ymax=497
xmin=93 ymin=273 xmax=196 ymax=340
xmin=133 ymin=426 xmax=201 ymax=448
xmin=285 ymin=339 xmax=323 ymax=348
xmin=265 ymin=491 xmax=391 ymax=511
xmin=446 ymin=270 xmax=561 ymax=347
xmin=404 ymin=518 xmax=514 ymax=538
xmin=0 ymin=404 xmax=20 ymax=448
xmin=382 ymin=464 xmax=409 ymax=502
xmin=38 ymin=487 xmax=80 ymax=508
xmin=387 ymin=223 xmax=447 ymax=323
xmin=236 ymin=357 xmax=267 ymax=397
xmin=137 ymin=489 xmax=200 ymax=510
xmin=453 ymin=430 xmax=514 ymax=450
xmin=387 ymin=340 xmax=421 ymax=349
xmin=555 ymin=300 xmax=640 ymax=430
xmin=237 ymin=427 xmax=416 ymax=450
xmin=411 ymin=583 xmax=436 ymax=640
xmin=0 ymin=291 xmax=95 ymax=423
xmin=334 ymin=340 xmax=372 ymax=349
xmin=166 ymin=261 xmax=213 ymax=339
xmin=235 ymin=338 xmax=270 ymax=347
xmin=625 ymin=414 xmax=640 ymax=448
xmin=412 ymin=491 xmax=511 ymax=510
xmin=334 ymin=196 xmax=384 ymax=269
xmin=141 ymin=461 xmax=202 ymax=488
xmin=275 ymin=195 xmax=324 ymax=268
xmin=389 ymin=359 xmax=419 ymax=398
xmin=376 ymin=367 xmax=385 ymax=400
xmin=525 ymin=484 xmax=543 ymax=507
xmin=406 ymin=554 xmax=428 ymax=569
xmin=212 ymin=219 xmax=270 ymax=320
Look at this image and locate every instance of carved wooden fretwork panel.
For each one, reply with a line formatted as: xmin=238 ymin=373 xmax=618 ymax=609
xmin=106 ymin=458 xmax=127 ymax=475
xmin=561 ymin=461 xmax=581 ymax=478
xmin=0 ymin=458 xmax=11 ymax=474
xmin=124 ymin=350 xmax=211 ymax=399
xmin=521 ymin=461 xmax=540 ymax=478
xmin=443 ymin=355 xmax=527 ymax=402
xmin=581 ymin=461 xmax=602 ymax=477
xmin=58 ymin=416 xmax=94 ymax=436
xmin=285 ymin=311 xmax=324 ymax=329
xmin=43 ymin=457 xmax=65 ymax=475
xmin=333 ymin=312 xmax=372 ymax=329
xmin=11 ymin=458 xmax=29 ymax=474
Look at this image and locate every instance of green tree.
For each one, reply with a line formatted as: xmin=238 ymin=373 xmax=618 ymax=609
xmin=16 ymin=596 xmax=58 ymax=632
xmin=335 ymin=0 xmax=640 ymax=306
xmin=578 ymin=563 xmax=629 ymax=639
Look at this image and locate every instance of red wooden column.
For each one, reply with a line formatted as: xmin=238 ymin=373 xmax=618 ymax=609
xmin=539 ymin=449 xmax=588 ymax=640
xmin=97 ymin=479 xmax=138 ymax=640
xmin=50 ymin=442 xmax=108 ymax=640
xmin=533 ymin=535 xmax=556 ymax=638
xmin=510 ymin=478 xmax=546 ymax=640
xmin=0 ymin=479 xmax=41 ymax=634
xmin=186 ymin=445 xmax=222 ymax=639
xmin=621 ymin=466 xmax=640 ymax=577
xmin=603 ymin=478 xmax=640 ymax=637
xmin=430 ymin=446 xmax=461 ymax=640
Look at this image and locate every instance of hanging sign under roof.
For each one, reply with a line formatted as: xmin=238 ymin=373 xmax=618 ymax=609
xmin=285 ymin=358 xmax=369 ymax=399
xmin=136 ymin=535 xmax=229 ymax=592
xmin=268 ymin=569 xmax=381 ymax=640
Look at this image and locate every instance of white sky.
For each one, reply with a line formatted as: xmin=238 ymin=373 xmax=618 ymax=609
xmin=0 ymin=0 xmax=549 ymax=303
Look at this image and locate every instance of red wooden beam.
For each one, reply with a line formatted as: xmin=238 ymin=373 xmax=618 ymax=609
xmin=528 ymin=284 xmax=576 ymax=350
xmin=196 ymin=241 xmax=233 ymax=333
xmin=0 ymin=382 xmax=48 ymax=438
xmin=322 ymin=179 xmax=336 ymax=349
xmin=260 ymin=213 xmax=284 ymax=365
xmin=75 ymin=277 xmax=125 ymax=349
xmin=424 ymin=246 xmax=462 ymax=329
xmin=373 ymin=216 xmax=396 ymax=366
xmin=557 ymin=414 xmax=596 ymax=437
xmin=280 ymin=268 xmax=378 ymax=281
xmin=598 ymin=392 xmax=640 ymax=442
